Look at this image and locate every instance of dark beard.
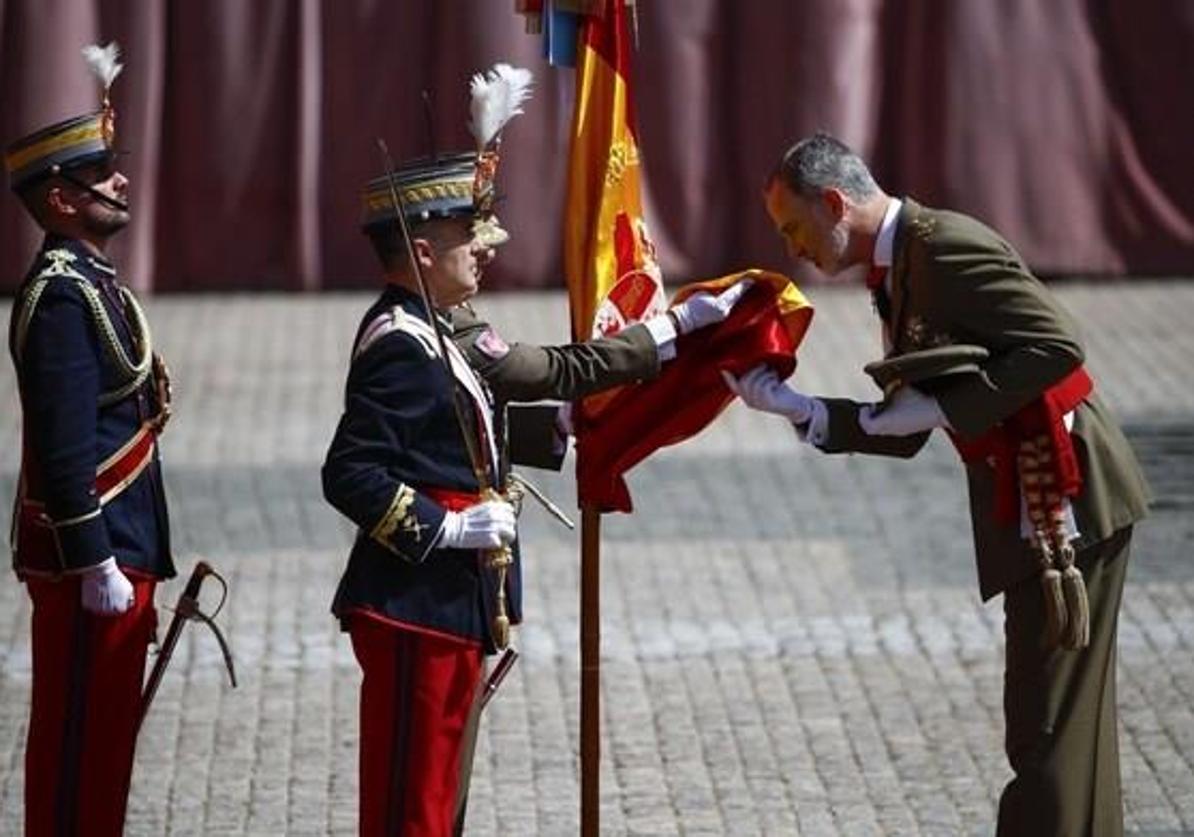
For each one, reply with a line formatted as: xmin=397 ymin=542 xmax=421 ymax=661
xmin=82 ymin=208 xmax=130 ymax=237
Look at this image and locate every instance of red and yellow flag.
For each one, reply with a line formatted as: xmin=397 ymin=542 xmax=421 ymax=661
xmin=563 ymin=0 xmax=664 ymax=344
xmin=562 ymin=0 xmax=814 ymax=511
xmin=576 ymin=270 xmax=813 ymax=511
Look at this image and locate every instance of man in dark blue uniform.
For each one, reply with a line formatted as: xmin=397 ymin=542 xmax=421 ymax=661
xmin=5 ymin=54 xmax=174 ymax=836
xmin=323 ymin=152 xmax=747 ymax=835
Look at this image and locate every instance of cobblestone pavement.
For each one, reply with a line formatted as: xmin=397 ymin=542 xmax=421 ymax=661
xmin=1 ymin=281 xmax=1192 ymax=836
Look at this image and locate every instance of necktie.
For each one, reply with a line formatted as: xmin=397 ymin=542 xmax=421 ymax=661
xmin=868 ymin=264 xmax=891 ymax=322
xmin=866 ymin=264 xmax=887 ymax=291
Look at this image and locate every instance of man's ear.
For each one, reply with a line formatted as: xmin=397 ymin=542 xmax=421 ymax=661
xmin=45 ymin=185 xmax=77 ymax=218
xmin=412 ymin=237 xmax=436 ymax=269
xmin=821 ymin=188 xmax=847 ymax=222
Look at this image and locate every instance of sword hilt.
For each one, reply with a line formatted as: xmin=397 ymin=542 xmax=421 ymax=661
xmin=138 ymin=559 xmax=236 ymax=736
xmin=172 ymin=561 xmax=236 ymax=686
xmin=482 ymin=488 xmax=515 ymax=650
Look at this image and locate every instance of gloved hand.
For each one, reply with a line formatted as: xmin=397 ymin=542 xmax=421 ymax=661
xmin=858 ymin=386 xmax=950 ymax=436
xmin=80 ymin=557 xmax=135 ymax=615
xmin=669 ymin=280 xmax=753 ymax=334
xmin=721 ymin=364 xmax=816 ymax=424
xmin=438 ymin=500 xmax=517 ymax=550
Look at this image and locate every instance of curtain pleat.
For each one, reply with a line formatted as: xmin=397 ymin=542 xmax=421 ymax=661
xmin=2 ymin=0 xmax=1191 ymax=291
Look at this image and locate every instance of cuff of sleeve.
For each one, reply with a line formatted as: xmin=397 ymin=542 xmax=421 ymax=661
xmin=52 ymin=508 xmax=112 ymax=571
xmin=551 ymin=411 xmax=569 ymax=457
xmin=642 ymin=315 xmax=678 ymax=362
xmin=933 ymin=374 xmax=999 ymax=437
xmin=793 ymin=398 xmax=829 ymax=446
xmin=370 ymin=485 xmax=446 ymax=564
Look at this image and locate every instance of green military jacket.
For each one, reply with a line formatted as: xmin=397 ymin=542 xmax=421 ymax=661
xmin=450 ymin=304 xmax=661 ymax=469
xmin=451 ymin=305 xmax=659 ymax=403
xmin=818 ymin=199 xmax=1151 ymax=599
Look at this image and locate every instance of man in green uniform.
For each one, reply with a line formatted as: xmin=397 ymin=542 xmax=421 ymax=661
xmin=726 ymin=132 xmax=1150 ymax=836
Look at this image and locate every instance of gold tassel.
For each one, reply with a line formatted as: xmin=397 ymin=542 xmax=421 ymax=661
xmin=1053 ymin=536 xmax=1090 ymax=650
xmin=1061 ymin=565 xmax=1089 ymax=650
xmin=483 ymin=487 xmax=514 ymax=650
xmin=1041 ymin=565 xmax=1068 ymax=650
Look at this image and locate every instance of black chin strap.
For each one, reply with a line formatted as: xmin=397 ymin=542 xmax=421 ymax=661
xmin=51 ymin=166 xmax=130 ymax=213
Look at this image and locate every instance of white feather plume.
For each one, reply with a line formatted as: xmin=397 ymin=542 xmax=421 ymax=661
xmin=468 ymin=63 xmax=534 ymax=150
xmin=82 ymin=42 xmax=123 ymax=92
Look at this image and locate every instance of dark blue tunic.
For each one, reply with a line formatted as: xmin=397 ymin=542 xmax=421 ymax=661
xmin=323 ymin=285 xmax=518 ymax=652
xmin=8 ymin=236 xmax=173 ymax=580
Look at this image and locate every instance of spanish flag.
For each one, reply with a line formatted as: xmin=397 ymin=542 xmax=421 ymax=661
xmin=576 ymin=270 xmax=813 ymax=511
xmin=563 ymin=0 xmax=814 ymax=511
xmin=563 ymin=0 xmax=663 ymax=345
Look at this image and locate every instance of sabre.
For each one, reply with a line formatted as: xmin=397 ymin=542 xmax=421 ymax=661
xmin=452 ymin=647 xmax=520 ymax=830
xmin=375 ymin=138 xmax=515 ymax=650
xmin=508 ymin=472 xmax=575 ymax=530
xmin=136 ymin=560 xmax=237 ymax=735
xmin=479 ymin=647 xmax=519 ymax=710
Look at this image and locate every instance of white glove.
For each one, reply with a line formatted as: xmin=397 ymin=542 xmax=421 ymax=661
xmin=721 ymin=365 xmax=816 ymax=424
xmin=858 ymin=386 xmax=951 ymax=436
xmin=670 ymin=280 xmax=753 ymax=334
xmin=438 ymin=500 xmax=517 ymax=550
xmin=80 ymin=557 xmax=135 ymax=615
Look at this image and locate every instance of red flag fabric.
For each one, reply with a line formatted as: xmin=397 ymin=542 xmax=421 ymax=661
xmin=576 ymin=270 xmax=813 ymax=512
xmin=560 ymin=1 xmax=815 ymax=512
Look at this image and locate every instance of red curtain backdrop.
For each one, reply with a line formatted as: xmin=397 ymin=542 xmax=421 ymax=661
xmin=2 ymin=0 xmax=1192 ymax=292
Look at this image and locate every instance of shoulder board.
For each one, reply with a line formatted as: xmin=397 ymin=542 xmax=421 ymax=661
xmin=36 ymin=248 xmax=88 ymax=282
xmin=355 ymin=304 xmax=500 ymax=474
xmin=354 ymin=306 xmax=438 ymax=361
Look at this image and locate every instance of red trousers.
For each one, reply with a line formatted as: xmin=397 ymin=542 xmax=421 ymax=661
xmin=349 ymin=615 xmax=483 ymax=837
xmin=23 ymin=572 xmax=157 ymax=837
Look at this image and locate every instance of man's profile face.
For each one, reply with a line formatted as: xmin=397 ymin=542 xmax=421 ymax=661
xmin=58 ymin=158 xmax=131 ymax=235
xmin=421 ymin=217 xmax=495 ymax=308
xmin=764 ymin=180 xmax=848 ymax=276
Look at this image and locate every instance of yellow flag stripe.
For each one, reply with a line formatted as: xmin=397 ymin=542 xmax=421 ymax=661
xmin=564 ymin=34 xmax=643 ymax=340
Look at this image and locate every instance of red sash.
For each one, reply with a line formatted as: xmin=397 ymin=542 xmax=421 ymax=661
xmin=421 ymin=486 xmax=482 ymax=512
xmin=94 ymin=424 xmax=158 ymax=503
xmin=949 ymin=367 xmax=1092 ymax=525
xmin=15 ymin=423 xmax=159 ymax=575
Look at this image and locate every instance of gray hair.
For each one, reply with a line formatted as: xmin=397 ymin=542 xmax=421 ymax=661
xmin=769 ymin=133 xmax=880 ymax=202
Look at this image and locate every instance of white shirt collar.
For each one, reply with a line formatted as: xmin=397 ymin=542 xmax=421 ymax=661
xmin=872 ymin=198 xmax=902 ymax=268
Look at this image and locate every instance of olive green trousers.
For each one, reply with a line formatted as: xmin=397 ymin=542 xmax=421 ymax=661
xmin=997 ymin=526 xmax=1132 ymax=837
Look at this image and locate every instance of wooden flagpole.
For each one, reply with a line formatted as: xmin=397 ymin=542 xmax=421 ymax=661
xmin=580 ymin=499 xmax=601 ymax=831
xmin=580 ymin=504 xmax=601 ymax=835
